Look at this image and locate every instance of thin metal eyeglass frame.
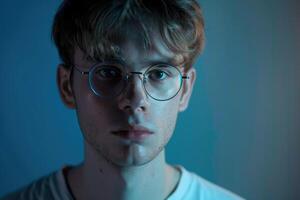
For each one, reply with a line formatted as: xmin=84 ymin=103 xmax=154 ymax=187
xmin=70 ymin=62 xmax=190 ymax=101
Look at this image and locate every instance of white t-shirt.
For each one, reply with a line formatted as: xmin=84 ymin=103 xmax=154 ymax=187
xmin=1 ymin=165 xmax=245 ymax=200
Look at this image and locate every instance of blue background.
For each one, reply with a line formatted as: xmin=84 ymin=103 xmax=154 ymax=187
xmin=1 ymin=0 xmax=299 ymax=199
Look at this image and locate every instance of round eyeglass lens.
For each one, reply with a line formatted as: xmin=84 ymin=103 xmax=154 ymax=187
xmin=89 ymin=64 xmax=125 ymax=98
xmin=143 ymin=64 xmax=183 ymax=101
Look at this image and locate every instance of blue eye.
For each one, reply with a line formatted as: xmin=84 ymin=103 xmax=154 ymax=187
xmin=148 ymin=69 xmax=168 ymax=81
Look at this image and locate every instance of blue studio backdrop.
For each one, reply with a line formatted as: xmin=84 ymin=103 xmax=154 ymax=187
xmin=1 ymin=1 xmax=300 ymax=200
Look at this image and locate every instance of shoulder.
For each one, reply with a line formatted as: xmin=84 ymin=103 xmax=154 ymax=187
xmin=168 ymin=166 xmax=246 ymax=200
xmin=1 ymin=168 xmax=71 ymax=200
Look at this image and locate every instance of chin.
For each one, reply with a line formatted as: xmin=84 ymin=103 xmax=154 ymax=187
xmin=104 ymin=143 xmax=165 ymax=167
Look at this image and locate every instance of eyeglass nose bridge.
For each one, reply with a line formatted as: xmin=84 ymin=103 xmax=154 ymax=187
xmin=123 ymin=71 xmax=148 ymax=96
xmin=125 ymin=71 xmax=145 ymax=82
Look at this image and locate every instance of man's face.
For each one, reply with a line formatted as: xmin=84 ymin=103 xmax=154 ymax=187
xmin=58 ymin=30 xmax=196 ymax=167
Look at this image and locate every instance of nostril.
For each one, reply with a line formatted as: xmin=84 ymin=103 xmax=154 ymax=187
xmin=124 ymin=104 xmax=146 ymax=112
xmin=120 ymin=98 xmax=147 ymax=114
xmin=118 ymin=86 xmax=148 ymax=113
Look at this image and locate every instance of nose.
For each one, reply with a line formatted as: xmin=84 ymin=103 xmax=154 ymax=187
xmin=118 ymin=73 xmax=149 ymax=113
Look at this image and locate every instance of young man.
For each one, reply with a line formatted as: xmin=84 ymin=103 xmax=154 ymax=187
xmin=2 ymin=0 xmax=244 ymax=199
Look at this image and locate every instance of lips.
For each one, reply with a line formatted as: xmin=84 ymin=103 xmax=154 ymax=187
xmin=112 ymin=125 xmax=154 ymax=141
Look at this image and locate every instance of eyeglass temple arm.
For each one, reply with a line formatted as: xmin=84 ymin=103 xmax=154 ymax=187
xmin=71 ymin=64 xmax=89 ymax=75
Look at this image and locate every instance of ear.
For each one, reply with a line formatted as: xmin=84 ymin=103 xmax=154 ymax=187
xmin=56 ymin=64 xmax=76 ymax=109
xmin=178 ymin=67 xmax=196 ymax=112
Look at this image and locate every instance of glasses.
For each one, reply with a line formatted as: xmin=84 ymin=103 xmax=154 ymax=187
xmin=71 ymin=60 xmax=189 ymax=101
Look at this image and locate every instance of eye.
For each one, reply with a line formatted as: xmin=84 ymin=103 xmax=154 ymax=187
xmin=146 ymin=64 xmax=177 ymax=82
xmin=94 ymin=66 xmax=122 ymax=81
xmin=147 ymin=69 xmax=169 ymax=81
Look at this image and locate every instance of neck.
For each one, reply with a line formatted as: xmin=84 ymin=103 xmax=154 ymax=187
xmin=70 ymin=142 xmax=176 ymax=200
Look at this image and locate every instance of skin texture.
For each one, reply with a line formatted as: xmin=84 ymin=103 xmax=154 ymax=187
xmin=57 ymin=29 xmax=196 ymax=200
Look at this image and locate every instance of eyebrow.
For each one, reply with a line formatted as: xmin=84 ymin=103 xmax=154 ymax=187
xmin=87 ymin=51 xmax=185 ymax=70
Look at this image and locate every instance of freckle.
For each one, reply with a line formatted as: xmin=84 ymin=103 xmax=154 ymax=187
xmin=99 ymin=168 xmax=103 ymax=173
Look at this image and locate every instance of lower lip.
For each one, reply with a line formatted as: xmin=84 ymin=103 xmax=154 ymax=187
xmin=113 ymin=131 xmax=152 ymax=141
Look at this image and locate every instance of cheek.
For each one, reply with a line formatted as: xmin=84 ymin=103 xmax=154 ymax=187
xmin=73 ymin=75 xmax=117 ymax=125
xmin=73 ymin=81 xmax=118 ymax=142
xmin=154 ymin=98 xmax=180 ymax=142
xmin=75 ymin=96 xmax=107 ymax=145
